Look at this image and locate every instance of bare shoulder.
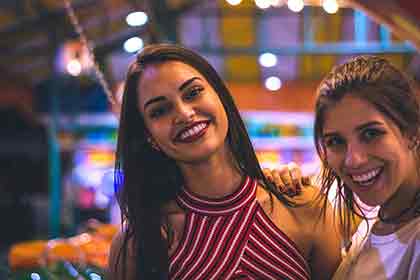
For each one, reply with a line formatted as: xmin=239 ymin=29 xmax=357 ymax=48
xmin=162 ymin=199 xmax=184 ymax=215
xmin=255 ymin=184 xmax=324 ymax=259
xmin=256 ymin=184 xmax=341 ymax=279
xmin=108 ymin=229 xmax=136 ymax=280
xmin=293 ymin=184 xmax=321 ymax=204
xmin=293 ymin=185 xmax=326 ymax=214
xmin=256 ymin=184 xmax=325 ymax=214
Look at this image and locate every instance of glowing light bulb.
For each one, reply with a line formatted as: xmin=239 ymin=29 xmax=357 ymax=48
xmin=67 ymin=59 xmax=82 ymax=76
xmin=31 ymin=273 xmax=41 ymax=280
xmin=126 ymin=11 xmax=148 ymax=26
xmin=265 ymin=76 xmax=282 ymax=91
xmin=287 ymin=0 xmax=304 ymax=12
xmin=270 ymin=0 xmax=286 ymax=7
xmin=322 ymin=0 xmax=339 ymax=14
xmin=226 ymin=0 xmax=242 ymax=5
xmin=255 ymin=0 xmax=271 ymax=9
xmin=259 ymin=53 xmax=277 ymax=67
xmin=123 ymin=37 xmax=144 ymax=53
xmin=90 ymin=272 xmax=102 ymax=280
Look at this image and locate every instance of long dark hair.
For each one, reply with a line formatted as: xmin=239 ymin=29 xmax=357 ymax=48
xmin=314 ymin=55 xmax=420 ymax=242
xmin=114 ymin=44 xmax=289 ymax=279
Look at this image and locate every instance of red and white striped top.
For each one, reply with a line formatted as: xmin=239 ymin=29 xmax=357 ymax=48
xmin=169 ymin=176 xmax=311 ymax=280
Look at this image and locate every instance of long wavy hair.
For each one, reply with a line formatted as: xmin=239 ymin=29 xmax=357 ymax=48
xmin=114 ymin=44 xmax=290 ymax=279
xmin=314 ymin=55 xmax=420 ymax=243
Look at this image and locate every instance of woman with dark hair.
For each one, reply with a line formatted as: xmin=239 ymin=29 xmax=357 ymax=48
xmin=312 ymin=55 xmax=420 ymax=279
xmin=107 ymin=44 xmax=341 ymax=280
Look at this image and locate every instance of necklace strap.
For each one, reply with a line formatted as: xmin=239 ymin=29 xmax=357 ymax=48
xmin=378 ymin=190 xmax=420 ymax=224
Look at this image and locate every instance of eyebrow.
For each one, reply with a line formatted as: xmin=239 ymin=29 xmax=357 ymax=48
xmin=355 ymin=121 xmax=384 ymax=131
xmin=143 ymin=77 xmax=202 ymax=110
xmin=179 ymin=77 xmax=201 ymax=91
xmin=143 ymin=96 xmax=166 ymax=110
xmin=322 ymin=121 xmax=384 ymax=138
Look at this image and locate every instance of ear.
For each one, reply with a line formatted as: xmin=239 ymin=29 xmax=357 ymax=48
xmin=408 ymin=135 xmax=420 ymax=151
xmin=147 ymin=136 xmax=161 ymax=151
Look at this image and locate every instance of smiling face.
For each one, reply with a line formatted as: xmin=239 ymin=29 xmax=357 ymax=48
xmin=137 ymin=61 xmax=229 ymax=163
xmin=322 ymin=95 xmax=418 ymax=207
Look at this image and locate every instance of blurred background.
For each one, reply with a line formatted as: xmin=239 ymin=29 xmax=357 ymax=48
xmin=0 ymin=0 xmax=419 ymax=278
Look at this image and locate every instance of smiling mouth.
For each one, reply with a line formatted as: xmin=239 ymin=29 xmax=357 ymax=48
xmin=174 ymin=121 xmax=210 ymax=143
xmin=350 ymin=167 xmax=384 ymax=187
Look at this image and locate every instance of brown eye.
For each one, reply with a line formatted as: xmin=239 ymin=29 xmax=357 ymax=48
xmin=149 ymin=105 xmax=170 ymax=119
xmin=184 ymin=86 xmax=203 ymax=101
xmin=324 ymin=136 xmax=345 ymax=148
xmin=361 ymin=128 xmax=384 ymax=142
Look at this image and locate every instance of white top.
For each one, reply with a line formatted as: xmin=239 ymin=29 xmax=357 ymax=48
xmin=333 ymin=216 xmax=420 ymax=280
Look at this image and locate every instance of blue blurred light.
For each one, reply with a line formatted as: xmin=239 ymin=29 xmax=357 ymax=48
xmin=31 ymin=273 xmax=41 ymax=280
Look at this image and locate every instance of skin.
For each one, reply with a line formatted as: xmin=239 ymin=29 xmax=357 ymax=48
xmin=322 ymin=95 xmax=420 ymax=234
xmin=139 ymin=61 xmax=240 ymax=198
xmin=108 ymin=61 xmax=341 ymax=279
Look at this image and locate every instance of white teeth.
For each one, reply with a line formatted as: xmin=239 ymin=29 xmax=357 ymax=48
xmin=351 ymin=168 xmax=382 ymax=184
xmin=179 ymin=123 xmax=206 ymax=140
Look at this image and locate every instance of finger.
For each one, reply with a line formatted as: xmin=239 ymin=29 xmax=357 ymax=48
xmin=301 ymin=176 xmax=312 ymax=186
xmin=278 ymin=168 xmax=295 ymax=195
xmin=288 ymin=162 xmax=303 ymax=193
xmin=262 ymin=168 xmax=273 ymax=181
xmin=271 ymin=169 xmax=288 ymax=194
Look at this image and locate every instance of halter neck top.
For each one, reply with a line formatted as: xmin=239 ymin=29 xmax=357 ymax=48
xmin=169 ymin=176 xmax=311 ymax=280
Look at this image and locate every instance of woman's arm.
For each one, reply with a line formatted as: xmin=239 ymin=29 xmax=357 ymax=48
xmin=306 ymin=189 xmax=342 ymax=280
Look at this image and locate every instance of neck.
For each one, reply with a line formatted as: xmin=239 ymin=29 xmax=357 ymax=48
xmin=178 ymin=146 xmax=243 ymax=198
xmin=380 ymin=183 xmax=420 ymax=223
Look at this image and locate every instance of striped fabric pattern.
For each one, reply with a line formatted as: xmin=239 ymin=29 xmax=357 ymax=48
xmin=170 ymin=177 xmax=311 ymax=280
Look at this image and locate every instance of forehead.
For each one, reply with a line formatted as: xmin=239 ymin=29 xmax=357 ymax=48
xmin=323 ymin=95 xmax=390 ymax=132
xmin=137 ymin=61 xmax=204 ymax=106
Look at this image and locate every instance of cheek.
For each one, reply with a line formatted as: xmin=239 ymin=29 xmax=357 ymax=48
xmin=325 ymin=151 xmax=341 ymax=171
xmin=146 ymin=121 xmax=170 ymax=144
xmin=215 ymin=101 xmax=228 ymax=126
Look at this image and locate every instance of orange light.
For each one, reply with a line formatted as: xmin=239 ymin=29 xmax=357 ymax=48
xmin=87 ymin=150 xmax=115 ymax=167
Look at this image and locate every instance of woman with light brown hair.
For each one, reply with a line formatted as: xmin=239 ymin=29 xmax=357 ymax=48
xmin=313 ymin=55 xmax=420 ymax=279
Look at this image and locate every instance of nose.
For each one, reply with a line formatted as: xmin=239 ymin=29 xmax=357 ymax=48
xmin=344 ymin=142 xmax=367 ymax=168
xmin=174 ymin=102 xmax=195 ymax=124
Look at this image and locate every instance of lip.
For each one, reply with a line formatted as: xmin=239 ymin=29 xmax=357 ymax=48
xmin=348 ymin=167 xmax=384 ymax=193
xmin=347 ymin=167 xmax=383 ymax=177
xmin=173 ymin=120 xmax=210 ymax=143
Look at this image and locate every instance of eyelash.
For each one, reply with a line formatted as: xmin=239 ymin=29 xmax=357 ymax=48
xmin=184 ymin=86 xmax=204 ymax=100
xmin=323 ymin=128 xmax=385 ymax=148
xmin=149 ymin=105 xmax=170 ymax=119
xmin=324 ymin=137 xmax=344 ymax=148
xmin=361 ymin=128 xmax=385 ymax=142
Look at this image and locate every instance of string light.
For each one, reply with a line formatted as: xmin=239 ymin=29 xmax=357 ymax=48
xmin=66 ymin=59 xmax=82 ymax=76
xmin=255 ymin=0 xmax=271 ymax=9
xmin=126 ymin=11 xmax=148 ymax=27
xmin=322 ymin=0 xmax=339 ymax=14
xmin=265 ymin=76 xmax=282 ymax=91
xmin=287 ymin=0 xmax=304 ymax=12
xmin=226 ymin=0 xmax=242 ymax=5
xmin=270 ymin=0 xmax=286 ymax=7
xmin=123 ymin=37 xmax=144 ymax=53
xmin=30 ymin=273 xmax=41 ymax=280
xmin=259 ymin=53 xmax=277 ymax=67
xmin=63 ymin=0 xmax=115 ymax=105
